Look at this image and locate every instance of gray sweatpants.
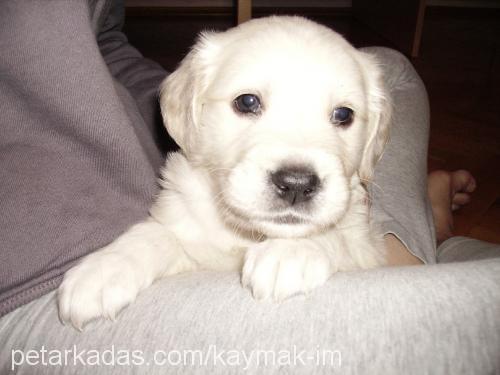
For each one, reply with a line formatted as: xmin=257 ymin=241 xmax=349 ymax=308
xmin=1 ymin=1 xmax=499 ymax=374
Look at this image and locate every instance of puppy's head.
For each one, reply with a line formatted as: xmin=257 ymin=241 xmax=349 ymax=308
xmin=160 ymin=16 xmax=391 ymax=238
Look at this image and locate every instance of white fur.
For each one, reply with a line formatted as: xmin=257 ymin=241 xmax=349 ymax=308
xmin=58 ymin=16 xmax=391 ymax=330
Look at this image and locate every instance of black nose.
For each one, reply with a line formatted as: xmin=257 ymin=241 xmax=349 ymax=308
xmin=270 ymin=166 xmax=320 ymax=205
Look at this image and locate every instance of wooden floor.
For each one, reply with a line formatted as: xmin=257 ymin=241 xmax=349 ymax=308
xmin=414 ymin=7 xmax=500 ymax=244
xmin=124 ymin=6 xmax=500 ymax=244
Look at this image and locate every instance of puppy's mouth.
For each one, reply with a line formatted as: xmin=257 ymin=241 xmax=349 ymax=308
xmin=255 ymin=211 xmax=319 ymax=238
xmin=225 ymin=203 xmax=311 ymax=226
xmin=222 ymin=201 xmax=318 ymax=238
xmin=268 ymin=214 xmax=304 ymax=225
xmin=259 ymin=213 xmax=309 ymax=225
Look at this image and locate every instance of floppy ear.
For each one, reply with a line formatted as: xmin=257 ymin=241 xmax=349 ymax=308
xmin=356 ymin=51 xmax=392 ymax=182
xmin=159 ymin=32 xmax=220 ymax=154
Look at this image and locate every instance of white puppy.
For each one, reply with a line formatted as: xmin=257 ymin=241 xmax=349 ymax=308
xmin=58 ymin=16 xmax=391 ymax=330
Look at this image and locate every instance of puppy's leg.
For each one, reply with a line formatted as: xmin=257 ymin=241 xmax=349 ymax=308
xmin=58 ymin=218 xmax=193 ymax=330
xmin=242 ymin=228 xmax=386 ymax=301
xmin=242 ymin=238 xmax=334 ymax=301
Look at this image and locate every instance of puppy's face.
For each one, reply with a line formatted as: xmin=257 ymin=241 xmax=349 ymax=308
xmin=160 ymin=16 xmax=390 ymax=238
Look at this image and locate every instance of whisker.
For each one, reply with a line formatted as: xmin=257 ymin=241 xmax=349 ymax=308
xmin=359 ymin=177 xmax=385 ymax=195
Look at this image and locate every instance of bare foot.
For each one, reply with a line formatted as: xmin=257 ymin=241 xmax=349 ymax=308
xmin=427 ymin=170 xmax=476 ymax=245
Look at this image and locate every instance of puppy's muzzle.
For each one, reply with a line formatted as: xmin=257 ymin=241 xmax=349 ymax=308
xmin=270 ymin=166 xmax=320 ymax=206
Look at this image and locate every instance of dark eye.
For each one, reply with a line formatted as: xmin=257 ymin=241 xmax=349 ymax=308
xmin=331 ymin=107 xmax=354 ymax=127
xmin=234 ymin=94 xmax=261 ymax=115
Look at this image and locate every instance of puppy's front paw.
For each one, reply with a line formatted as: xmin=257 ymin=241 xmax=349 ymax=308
xmin=242 ymin=240 xmax=333 ymax=301
xmin=58 ymin=251 xmax=143 ymax=330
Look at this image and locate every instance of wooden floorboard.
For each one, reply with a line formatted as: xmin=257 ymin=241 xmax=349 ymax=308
xmin=415 ymin=7 xmax=500 ymax=243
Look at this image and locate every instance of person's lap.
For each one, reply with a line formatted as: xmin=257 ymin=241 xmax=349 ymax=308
xmin=1 ymin=259 xmax=499 ymax=374
xmin=361 ymin=47 xmax=436 ymax=265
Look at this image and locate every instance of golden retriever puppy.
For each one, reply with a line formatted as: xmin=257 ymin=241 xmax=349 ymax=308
xmin=58 ymin=16 xmax=391 ymax=330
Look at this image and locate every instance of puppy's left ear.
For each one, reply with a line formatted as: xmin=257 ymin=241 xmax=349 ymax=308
xmin=357 ymin=51 xmax=392 ymax=182
xmin=159 ymin=32 xmax=221 ymax=154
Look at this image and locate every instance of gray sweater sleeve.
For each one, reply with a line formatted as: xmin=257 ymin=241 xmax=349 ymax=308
xmin=0 ymin=0 xmax=168 ymax=317
xmin=96 ymin=0 xmax=174 ymax=154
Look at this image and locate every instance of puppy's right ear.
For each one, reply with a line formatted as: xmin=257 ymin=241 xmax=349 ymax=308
xmin=159 ymin=32 xmax=220 ymax=154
